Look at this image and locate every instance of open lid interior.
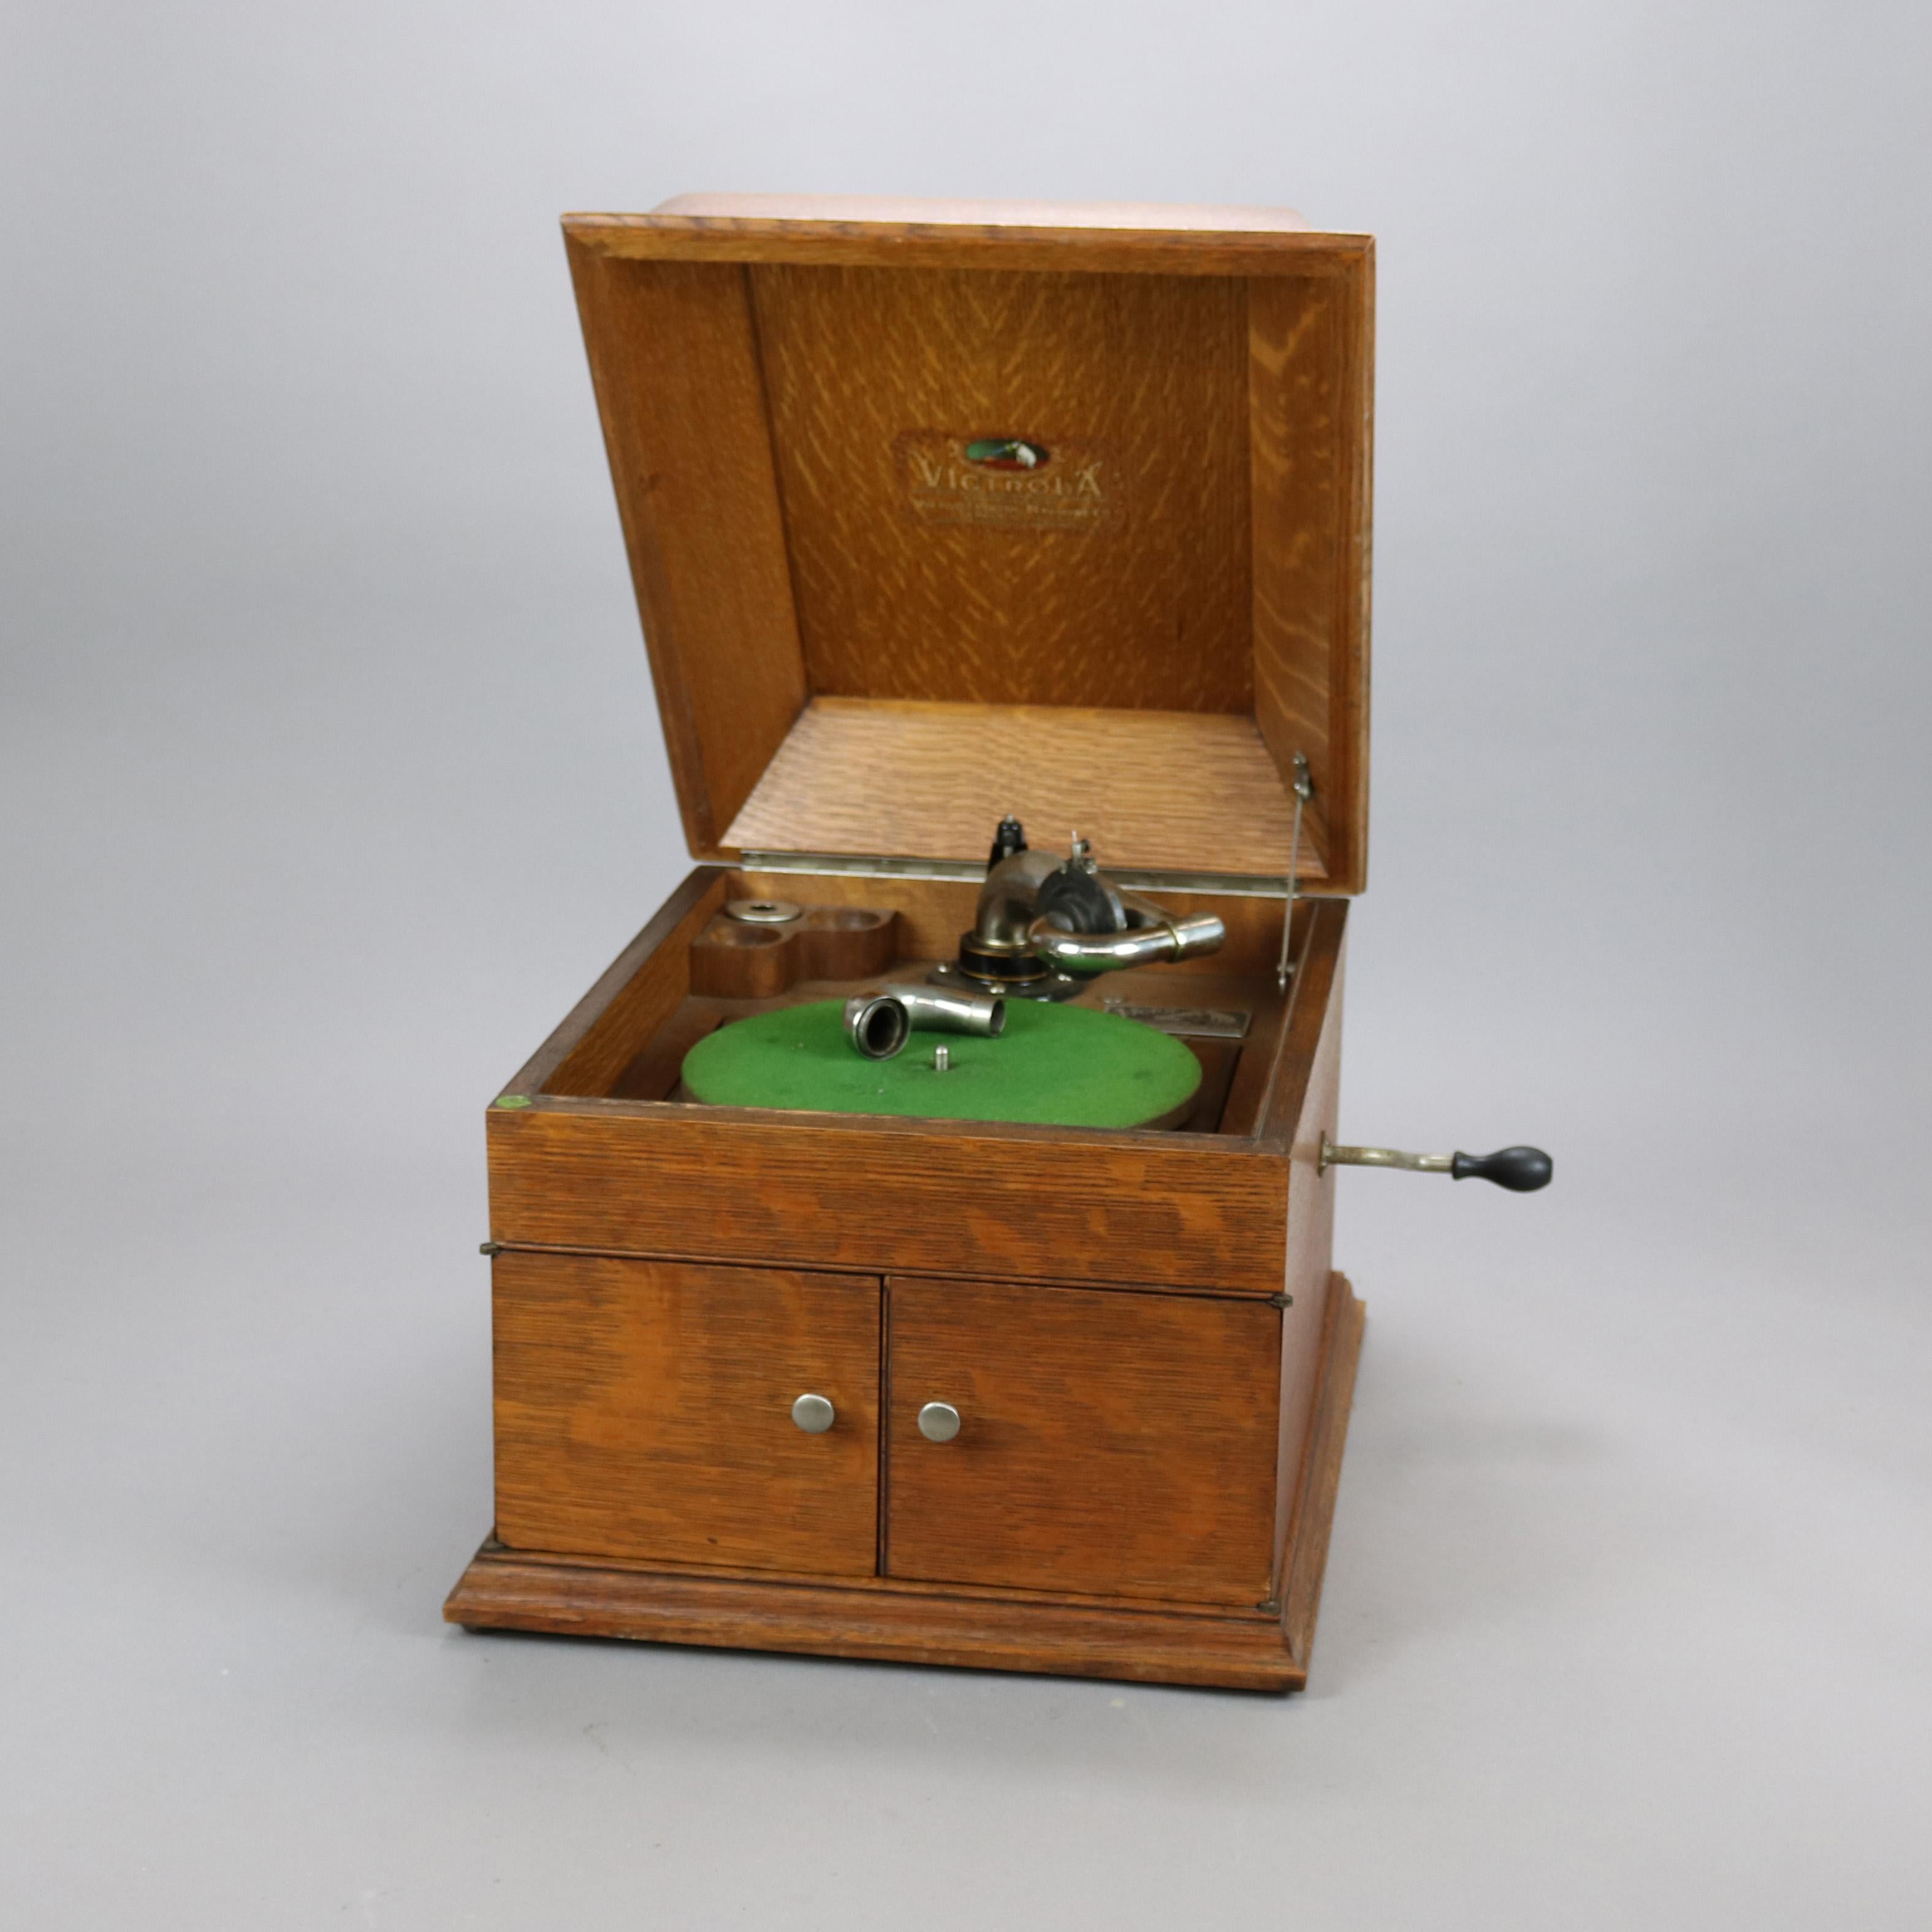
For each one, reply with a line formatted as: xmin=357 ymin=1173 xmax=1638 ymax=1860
xmin=565 ymin=195 xmax=1373 ymax=889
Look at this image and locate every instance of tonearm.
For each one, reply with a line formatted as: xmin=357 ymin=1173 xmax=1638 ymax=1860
xmin=933 ymin=816 xmax=1226 ymax=1000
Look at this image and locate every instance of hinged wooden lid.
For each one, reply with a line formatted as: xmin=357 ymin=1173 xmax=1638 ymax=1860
xmin=564 ymin=194 xmax=1373 ymax=889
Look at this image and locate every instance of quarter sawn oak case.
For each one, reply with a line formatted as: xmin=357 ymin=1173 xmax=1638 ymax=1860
xmin=445 ymin=195 xmax=1376 ymax=1690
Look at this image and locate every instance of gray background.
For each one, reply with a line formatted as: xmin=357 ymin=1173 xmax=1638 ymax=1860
xmin=4 ymin=2 xmax=1928 ymax=1925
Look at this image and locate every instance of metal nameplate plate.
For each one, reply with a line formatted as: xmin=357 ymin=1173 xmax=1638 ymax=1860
xmin=1102 ymin=1000 xmax=1252 ymax=1040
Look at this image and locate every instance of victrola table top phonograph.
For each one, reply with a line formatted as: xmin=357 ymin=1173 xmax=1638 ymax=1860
xmin=444 ymin=193 xmax=1551 ymax=1690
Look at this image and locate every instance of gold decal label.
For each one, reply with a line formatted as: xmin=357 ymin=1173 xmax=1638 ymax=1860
xmin=894 ymin=431 xmax=1117 ymax=534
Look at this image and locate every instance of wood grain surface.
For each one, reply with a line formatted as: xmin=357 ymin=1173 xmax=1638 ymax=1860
xmin=444 ymin=1266 xmax=1367 ymax=1689
xmin=493 ymin=1253 xmax=881 ymax=1576
xmin=1271 ymin=933 xmax=1348 ymax=1590
xmin=686 ymin=905 xmax=898 ymax=999
xmin=453 ymin=1538 xmax=1275 ymax=1618
xmin=542 ymin=875 xmax=728 ymax=1096
xmin=1250 ymin=896 xmax=1347 ymax=1141
xmin=883 ymin=1278 xmax=1280 ymax=1605
xmin=502 ymin=869 xmax=728 ymax=1098
xmin=750 ymin=264 xmax=1252 ymax=713
xmin=487 ymin=1102 xmax=1292 ymax=1293
xmin=566 ymin=211 xmax=1371 ymax=281
xmin=722 ymin=698 xmax=1320 ymax=877
xmin=565 ymin=246 xmax=807 ymax=853
xmin=487 ymin=879 xmax=1345 ymax=1296
xmin=445 ymin=1544 xmax=1305 ymax=1690
xmin=563 ymin=210 xmax=1372 ymax=886
xmin=655 ymin=193 xmax=1310 ymax=232
xmin=1249 ymin=270 xmax=1372 ymax=892
xmin=1284 ymin=1274 xmax=1366 ymax=1668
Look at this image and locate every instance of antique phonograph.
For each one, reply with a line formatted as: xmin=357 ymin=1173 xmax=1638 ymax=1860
xmin=444 ymin=195 xmax=1550 ymax=1690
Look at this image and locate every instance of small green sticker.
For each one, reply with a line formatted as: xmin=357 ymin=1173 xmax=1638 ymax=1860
xmin=493 ymin=1095 xmax=532 ymax=1109
xmin=964 ymin=436 xmax=1049 ymax=471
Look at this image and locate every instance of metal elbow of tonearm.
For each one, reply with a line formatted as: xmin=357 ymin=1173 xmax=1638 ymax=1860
xmin=844 ymin=986 xmax=1007 ymax=1060
xmin=944 ymin=823 xmax=1228 ymax=995
xmin=1025 ymin=911 xmax=1227 ymax=976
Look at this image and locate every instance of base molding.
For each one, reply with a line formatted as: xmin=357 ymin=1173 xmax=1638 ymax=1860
xmin=446 ymin=1276 xmax=1364 ymax=1692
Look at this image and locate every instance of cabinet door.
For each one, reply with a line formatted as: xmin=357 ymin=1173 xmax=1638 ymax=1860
xmin=494 ymin=1253 xmax=880 ymax=1577
xmin=884 ymin=1277 xmax=1280 ymax=1607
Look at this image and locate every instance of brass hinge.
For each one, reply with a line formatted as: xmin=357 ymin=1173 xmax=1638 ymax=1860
xmin=479 ymin=1241 xmax=503 ymax=1257
xmin=1256 ymin=1595 xmax=1282 ymax=1615
xmin=1268 ymin=1291 xmax=1293 ymax=1309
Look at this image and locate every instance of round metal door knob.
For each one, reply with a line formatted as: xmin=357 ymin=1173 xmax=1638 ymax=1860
xmin=791 ymin=1393 xmax=835 ymax=1434
xmin=917 ymin=1401 xmax=962 ymax=1443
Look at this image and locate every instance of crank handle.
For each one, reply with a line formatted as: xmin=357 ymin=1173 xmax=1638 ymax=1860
xmin=1320 ymin=1135 xmax=1553 ymax=1193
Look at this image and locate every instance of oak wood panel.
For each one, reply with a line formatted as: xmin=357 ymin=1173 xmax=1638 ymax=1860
xmin=1284 ymin=1274 xmax=1366 ymax=1668
xmin=750 ymin=264 xmax=1252 ymax=713
xmin=493 ymin=1253 xmax=880 ymax=1576
xmin=487 ymin=1103 xmax=1292 ymax=1293
xmin=566 ymin=245 xmax=807 ymax=851
xmin=1248 ymin=268 xmax=1372 ymax=894
xmin=656 ymin=192 xmax=1310 ymax=232
xmin=446 ymin=1543 xmax=1304 ymax=1690
xmin=482 ymin=1540 xmax=1274 ymax=1616
xmin=1250 ymin=896 xmax=1348 ymax=1149
xmin=456 ymin=1537 xmax=1266 ymax=1618
xmin=1271 ymin=944 xmax=1345 ymax=1589
xmin=501 ymin=869 xmax=728 ymax=1098
xmin=566 ymin=213 xmax=1372 ymax=283
xmin=446 ymin=1261 xmax=1364 ymax=1687
xmin=1216 ymin=897 xmax=1330 ymax=1136
xmin=542 ymin=875 xmax=729 ymax=1097
xmin=733 ymin=866 xmax=982 ymax=962
xmin=607 ymin=999 xmax=724 ymax=1103
xmin=884 ymin=1279 xmax=1280 ymax=1605
xmin=686 ymin=905 xmax=898 ymax=999
xmin=722 ymin=698 xmax=1322 ymax=878
xmin=566 ymin=208 xmax=1371 ymax=888
xmin=1174 ymin=1037 xmax=1242 ymax=1134
xmin=686 ymin=917 xmax=793 ymax=1000
xmin=485 ymin=1248 xmax=1292 ymax=1306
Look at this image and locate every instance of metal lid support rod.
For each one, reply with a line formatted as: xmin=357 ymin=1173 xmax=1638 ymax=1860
xmin=1276 ymin=751 xmax=1315 ymax=992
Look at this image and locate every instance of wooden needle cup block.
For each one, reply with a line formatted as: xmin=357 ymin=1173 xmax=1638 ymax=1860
xmin=447 ymin=196 xmax=1376 ymax=1690
xmin=688 ymin=904 xmax=897 ymax=998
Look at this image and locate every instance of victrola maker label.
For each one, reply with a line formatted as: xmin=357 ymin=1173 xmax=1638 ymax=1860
xmin=893 ymin=432 xmax=1117 ymax=533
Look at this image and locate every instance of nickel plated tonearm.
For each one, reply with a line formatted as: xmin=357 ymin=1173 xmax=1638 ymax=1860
xmin=932 ymin=815 xmax=1227 ymax=1001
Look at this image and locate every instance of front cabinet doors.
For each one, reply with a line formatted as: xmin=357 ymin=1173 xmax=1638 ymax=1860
xmin=884 ymin=1277 xmax=1282 ymax=1607
xmin=492 ymin=1253 xmax=881 ymax=1577
xmin=490 ymin=1256 xmax=1282 ymax=1608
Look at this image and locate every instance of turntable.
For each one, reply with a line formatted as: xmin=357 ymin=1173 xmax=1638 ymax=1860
xmin=445 ymin=196 xmax=1550 ymax=1690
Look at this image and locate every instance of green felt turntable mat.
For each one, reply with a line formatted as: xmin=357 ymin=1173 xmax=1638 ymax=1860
xmin=680 ymin=997 xmax=1203 ymax=1129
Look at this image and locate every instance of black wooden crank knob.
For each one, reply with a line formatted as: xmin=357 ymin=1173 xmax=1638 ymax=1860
xmin=1449 ymin=1146 xmax=1553 ymax=1192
